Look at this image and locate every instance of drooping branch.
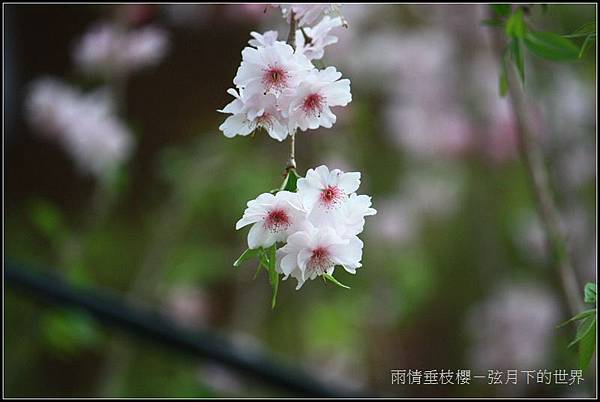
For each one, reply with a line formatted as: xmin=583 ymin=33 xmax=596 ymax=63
xmin=488 ymin=8 xmax=583 ymax=315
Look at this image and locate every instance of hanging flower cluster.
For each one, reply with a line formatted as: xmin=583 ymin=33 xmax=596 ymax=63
xmin=221 ymin=5 xmax=375 ymax=305
xmin=219 ymin=7 xmax=350 ymax=141
xmin=236 ymin=165 xmax=376 ymax=290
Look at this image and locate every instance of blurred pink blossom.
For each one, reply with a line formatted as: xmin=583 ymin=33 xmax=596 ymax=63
xmin=73 ymin=22 xmax=169 ymax=77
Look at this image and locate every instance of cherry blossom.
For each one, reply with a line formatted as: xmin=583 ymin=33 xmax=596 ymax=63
xmin=236 ymin=191 xmax=307 ymax=249
xmin=248 ymin=17 xmax=343 ymax=61
xmin=276 ymin=223 xmax=363 ymax=289
xmin=295 ymin=16 xmax=344 ymax=60
xmin=233 ymin=42 xmax=314 ymax=97
xmin=296 ymin=165 xmax=360 ymax=210
xmin=218 ymin=88 xmax=288 ymax=141
xmin=280 ymin=67 xmax=351 ymax=132
xmin=248 ymin=30 xmax=279 ymax=48
xmin=277 ymin=4 xmax=338 ymax=27
xmin=331 ymin=193 xmax=377 ymax=238
xmin=226 ymin=4 xmax=374 ymax=294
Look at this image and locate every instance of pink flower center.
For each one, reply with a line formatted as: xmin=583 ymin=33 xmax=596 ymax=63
xmin=264 ymin=208 xmax=290 ymax=232
xmin=319 ymin=185 xmax=343 ymax=208
xmin=307 ymin=246 xmax=333 ymax=274
xmin=262 ymin=65 xmax=288 ymax=94
xmin=302 ymin=93 xmax=325 ymax=117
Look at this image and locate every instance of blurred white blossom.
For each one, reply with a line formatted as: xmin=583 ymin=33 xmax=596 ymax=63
xmin=26 ymin=77 xmax=134 ymax=179
xmin=73 ymin=22 xmax=169 ymax=77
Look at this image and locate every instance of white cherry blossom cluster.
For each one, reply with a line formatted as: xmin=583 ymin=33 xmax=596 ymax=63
xmin=219 ymin=8 xmax=350 ymax=141
xmin=236 ymin=166 xmax=376 ymax=289
xmin=223 ymin=5 xmax=375 ymax=293
xmin=25 ymin=78 xmax=134 ymax=179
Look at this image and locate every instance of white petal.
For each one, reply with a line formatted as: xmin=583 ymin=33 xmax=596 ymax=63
xmin=219 ymin=114 xmax=251 ymax=138
xmin=267 ymin=119 xmax=289 ymax=141
xmin=280 ymin=253 xmax=297 ymax=276
xmin=314 ymin=165 xmax=331 ymax=187
xmin=339 ymin=172 xmax=361 ymax=194
xmin=296 ymin=185 xmax=320 ymax=209
xmin=235 ymin=214 xmax=261 ymax=230
xmin=297 ymin=248 xmax=312 ymax=273
xmin=247 ymin=223 xmax=268 ymax=249
xmin=320 ymin=66 xmax=342 ymax=82
xmin=287 ymin=230 xmax=312 ymax=249
xmin=325 ymin=79 xmax=352 ymax=106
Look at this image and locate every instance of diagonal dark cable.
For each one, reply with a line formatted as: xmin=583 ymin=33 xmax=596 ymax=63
xmin=5 ymin=260 xmax=365 ymax=398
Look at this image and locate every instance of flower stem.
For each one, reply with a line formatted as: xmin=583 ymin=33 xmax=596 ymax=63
xmin=287 ymin=130 xmax=297 ymax=171
xmin=285 ymin=11 xmax=297 ymax=172
xmin=285 ymin=10 xmax=296 ymax=174
xmin=286 ymin=10 xmax=297 ymax=50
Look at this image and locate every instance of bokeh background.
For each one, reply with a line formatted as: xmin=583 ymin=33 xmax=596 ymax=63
xmin=4 ymin=3 xmax=597 ymax=398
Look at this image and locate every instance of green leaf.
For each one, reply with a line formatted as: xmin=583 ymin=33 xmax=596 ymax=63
xmin=579 ymin=34 xmax=596 ymax=59
xmin=280 ymin=168 xmax=301 ymax=192
xmin=578 ymin=322 xmax=596 ymax=370
xmin=524 ymin=31 xmax=580 ymax=61
xmin=271 ymin=272 xmax=280 ymax=309
xmin=557 ymin=308 xmax=596 ymax=328
xmin=584 ymin=283 xmax=596 ymax=304
xmin=565 ymin=21 xmax=597 ymax=38
xmin=253 ymin=261 xmax=264 ymax=280
xmin=323 ymin=273 xmax=351 ymax=289
xmin=568 ymin=315 xmax=596 ymax=348
xmin=264 ymin=245 xmax=280 ymax=309
xmin=492 ymin=4 xmax=511 ymax=17
xmin=505 ymin=9 xmax=526 ymax=39
xmin=233 ymin=248 xmax=261 ymax=268
xmin=258 ymin=248 xmax=270 ymax=271
xmin=509 ymin=38 xmax=525 ymax=83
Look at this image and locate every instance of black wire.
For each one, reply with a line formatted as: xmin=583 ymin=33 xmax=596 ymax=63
xmin=5 ymin=260 xmax=366 ymax=398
